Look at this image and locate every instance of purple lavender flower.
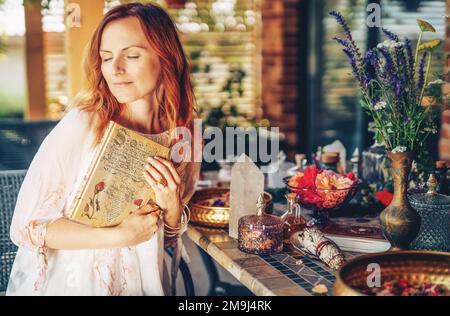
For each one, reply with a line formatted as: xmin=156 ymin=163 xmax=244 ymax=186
xmin=418 ymin=52 xmax=428 ymax=93
xmin=332 ymin=36 xmax=352 ymax=50
xmin=380 ymin=28 xmax=411 ymax=95
xmin=362 ymin=50 xmax=379 ymax=87
xmin=394 ymin=46 xmax=408 ymax=89
xmin=329 ymin=11 xmax=362 ymax=63
xmin=395 ymin=81 xmax=402 ymax=97
xmin=333 ymin=36 xmax=367 ymax=88
xmin=330 ymin=10 xmax=374 ymax=92
xmin=330 ymin=11 xmax=353 ymax=42
xmin=382 ymin=28 xmax=400 ymax=42
xmin=379 ymin=47 xmax=403 ymax=98
xmin=343 ymin=48 xmax=363 ymax=86
xmin=379 ymin=48 xmax=396 ymax=79
xmin=364 ymin=50 xmax=379 ymax=66
xmin=405 ymin=38 xmax=414 ymax=79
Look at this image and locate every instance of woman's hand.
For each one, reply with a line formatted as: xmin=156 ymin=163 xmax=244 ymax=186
xmin=116 ymin=203 xmax=160 ymax=247
xmin=143 ymin=156 xmax=182 ymax=226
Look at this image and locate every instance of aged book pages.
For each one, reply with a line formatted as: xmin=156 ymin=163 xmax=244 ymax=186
xmin=67 ymin=121 xmax=171 ymax=227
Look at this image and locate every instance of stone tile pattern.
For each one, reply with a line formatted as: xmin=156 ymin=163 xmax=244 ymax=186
xmin=259 ymin=247 xmax=358 ymax=296
xmin=260 ymin=253 xmax=335 ymax=296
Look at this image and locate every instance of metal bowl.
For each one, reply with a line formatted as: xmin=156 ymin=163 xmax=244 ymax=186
xmin=333 ymin=251 xmax=450 ymax=296
xmin=189 ymin=188 xmax=273 ymax=228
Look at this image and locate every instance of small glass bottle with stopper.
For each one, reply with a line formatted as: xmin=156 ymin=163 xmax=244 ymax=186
xmin=281 ymin=193 xmax=306 ymax=244
xmin=350 ymin=148 xmax=360 ymax=178
xmin=238 ymin=194 xmax=284 ymax=255
xmin=434 ymin=161 xmax=448 ymax=195
xmin=295 ymin=153 xmax=308 ymax=171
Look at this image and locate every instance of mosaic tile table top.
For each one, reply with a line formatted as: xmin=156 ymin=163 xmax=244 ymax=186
xmin=186 ymin=224 xmax=360 ymax=296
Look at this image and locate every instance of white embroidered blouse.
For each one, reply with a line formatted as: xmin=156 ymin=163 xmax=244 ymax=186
xmin=6 ymin=108 xmax=200 ymax=296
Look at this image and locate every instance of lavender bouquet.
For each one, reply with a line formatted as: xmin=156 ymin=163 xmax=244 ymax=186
xmin=330 ymin=11 xmax=443 ymax=153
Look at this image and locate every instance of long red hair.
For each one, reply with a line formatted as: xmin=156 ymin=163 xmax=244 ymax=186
xmin=73 ymin=2 xmax=196 ymax=145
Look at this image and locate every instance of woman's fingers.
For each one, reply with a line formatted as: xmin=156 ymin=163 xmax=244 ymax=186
xmin=154 ymin=157 xmax=181 ymax=185
xmin=133 ymin=203 xmax=158 ymax=215
xmin=147 ymin=212 xmax=159 ymax=224
xmin=144 ymin=162 xmax=174 ymax=190
xmin=146 ymin=157 xmax=177 ymax=189
xmin=145 ymin=212 xmax=160 ymax=233
xmin=143 ymin=168 xmax=157 ymax=187
xmin=146 ymin=201 xmax=160 ymax=212
xmin=144 ymin=161 xmax=162 ymax=181
xmin=134 ymin=206 xmax=148 ymax=215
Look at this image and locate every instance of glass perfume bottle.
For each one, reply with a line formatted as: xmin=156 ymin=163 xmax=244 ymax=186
xmin=282 ymin=193 xmax=306 ymax=245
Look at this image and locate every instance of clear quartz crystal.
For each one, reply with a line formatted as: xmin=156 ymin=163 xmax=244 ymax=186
xmin=229 ymin=154 xmax=264 ymax=238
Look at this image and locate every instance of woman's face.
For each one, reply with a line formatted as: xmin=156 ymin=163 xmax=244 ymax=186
xmin=100 ymin=17 xmax=161 ymax=104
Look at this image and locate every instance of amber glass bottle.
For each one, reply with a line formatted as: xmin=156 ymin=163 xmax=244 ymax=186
xmin=282 ymin=193 xmax=306 ymax=245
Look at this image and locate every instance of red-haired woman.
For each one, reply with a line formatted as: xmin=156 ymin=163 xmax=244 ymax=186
xmin=7 ymin=2 xmax=200 ymax=296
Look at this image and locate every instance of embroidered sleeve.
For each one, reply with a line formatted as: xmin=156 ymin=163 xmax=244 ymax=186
xmin=9 ymin=109 xmax=89 ymax=251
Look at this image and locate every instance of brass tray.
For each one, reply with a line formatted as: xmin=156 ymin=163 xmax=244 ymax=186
xmin=333 ymin=250 xmax=450 ymax=296
xmin=189 ymin=188 xmax=273 ymax=228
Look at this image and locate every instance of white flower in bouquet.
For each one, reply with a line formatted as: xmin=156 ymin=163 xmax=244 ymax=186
xmin=374 ymin=101 xmax=387 ymax=111
xmin=392 ymin=146 xmax=407 ymax=153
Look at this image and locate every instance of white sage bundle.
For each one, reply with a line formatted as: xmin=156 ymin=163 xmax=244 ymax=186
xmin=297 ymin=227 xmax=345 ymax=270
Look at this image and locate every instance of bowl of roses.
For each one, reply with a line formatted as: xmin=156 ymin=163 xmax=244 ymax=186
xmin=284 ymin=165 xmax=361 ymax=225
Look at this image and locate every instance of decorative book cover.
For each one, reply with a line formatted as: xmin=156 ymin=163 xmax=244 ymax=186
xmin=321 ymin=223 xmax=390 ymax=253
xmin=67 ymin=121 xmax=172 ymax=227
xmin=321 ymin=223 xmax=385 ymax=240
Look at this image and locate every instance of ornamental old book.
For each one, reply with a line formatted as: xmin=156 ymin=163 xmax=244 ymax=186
xmin=321 ymin=223 xmax=390 ymax=253
xmin=66 ymin=121 xmax=172 ymax=227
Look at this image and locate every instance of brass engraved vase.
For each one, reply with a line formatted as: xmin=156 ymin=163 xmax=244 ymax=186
xmin=380 ymin=152 xmax=421 ymax=250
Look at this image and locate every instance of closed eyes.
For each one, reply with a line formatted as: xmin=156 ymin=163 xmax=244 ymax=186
xmin=101 ymin=56 xmax=139 ymax=62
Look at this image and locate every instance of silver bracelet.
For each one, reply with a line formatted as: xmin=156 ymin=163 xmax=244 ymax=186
xmin=164 ymin=204 xmax=190 ymax=237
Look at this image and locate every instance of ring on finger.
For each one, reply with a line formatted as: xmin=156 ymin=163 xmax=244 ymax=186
xmin=157 ymin=178 xmax=168 ymax=189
